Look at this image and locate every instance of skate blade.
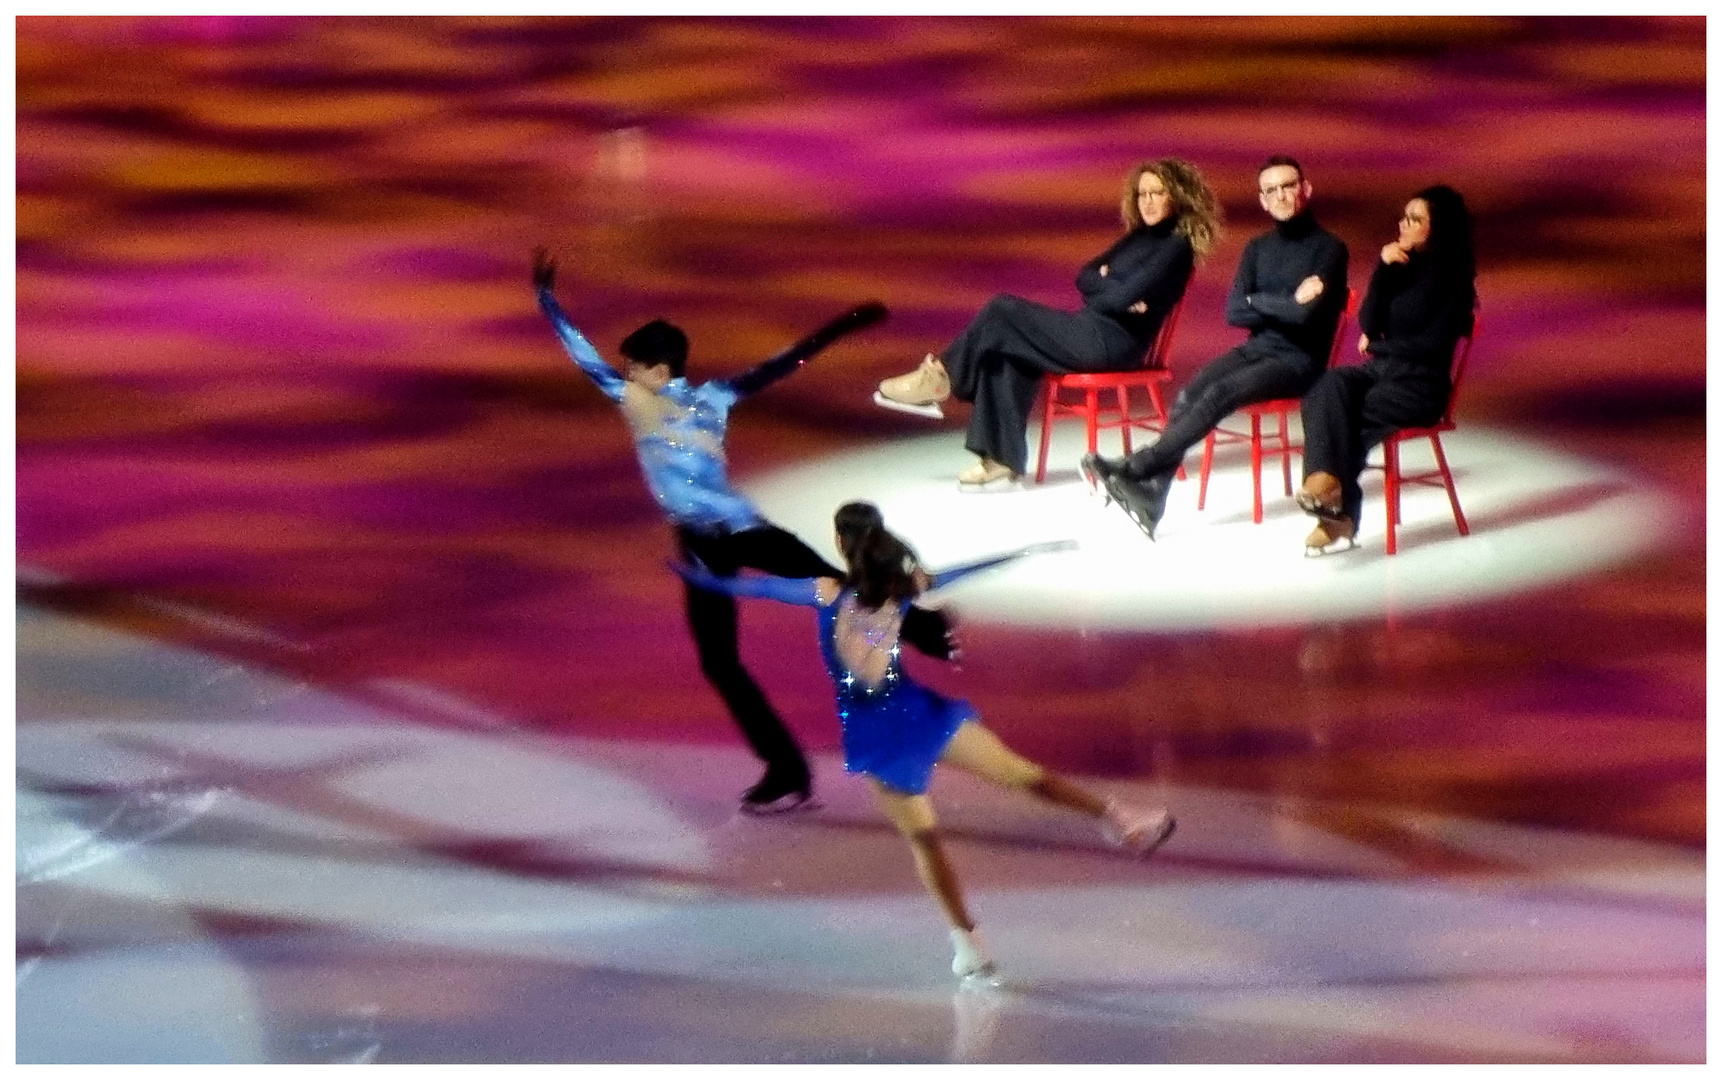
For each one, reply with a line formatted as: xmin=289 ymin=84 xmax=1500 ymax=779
xmin=1105 ymin=815 xmax=1177 ymax=856
xmin=1109 ymin=496 xmax=1158 ymax=541
xmin=1123 ymin=512 xmax=1157 ymax=542
xmin=1304 ymin=536 xmax=1358 ymax=558
xmin=872 ymin=391 xmax=944 ymax=420
xmin=956 ymin=964 xmax=1001 ymax=989
xmin=739 ymin=792 xmax=821 ymax=816
xmin=1084 ymin=473 xmax=1110 ymax=504
xmin=957 ymin=475 xmax=1021 ymax=493
xmin=1133 ymin=816 xmax=1177 ymax=856
xmin=1078 ymin=464 xmax=1104 ymax=499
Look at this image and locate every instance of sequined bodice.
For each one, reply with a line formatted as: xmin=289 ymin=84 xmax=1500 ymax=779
xmin=620 ymin=378 xmax=762 ymax=534
xmin=819 ymin=592 xmax=906 ymax=699
xmin=635 ymin=382 xmax=726 ymax=457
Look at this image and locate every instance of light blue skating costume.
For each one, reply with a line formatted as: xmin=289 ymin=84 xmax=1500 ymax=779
xmin=537 ymin=287 xmax=763 ymax=533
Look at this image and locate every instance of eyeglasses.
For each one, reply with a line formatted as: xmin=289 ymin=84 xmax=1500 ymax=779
xmin=1259 ymin=180 xmax=1302 ymax=198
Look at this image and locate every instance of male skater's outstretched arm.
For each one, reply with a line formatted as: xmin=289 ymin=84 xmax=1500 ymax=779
xmin=722 ymin=302 xmax=887 ymax=398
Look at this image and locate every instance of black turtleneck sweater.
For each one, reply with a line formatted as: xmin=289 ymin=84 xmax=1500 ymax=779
xmin=1358 ymin=250 xmax=1474 ymax=386
xmin=1074 ymin=216 xmax=1195 ymax=344
xmin=1223 ymin=211 xmax=1349 ymax=366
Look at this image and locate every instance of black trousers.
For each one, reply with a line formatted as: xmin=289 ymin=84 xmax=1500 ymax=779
xmin=1123 ymin=344 xmax=1321 ymax=481
xmin=677 ymin=524 xmax=837 ymax=790
xmin=1299 ymin=363 xmax=1448 ymax=525
xmin=943 ymin=294 xmax=1142 ymax=475
xmin=676 ymin=523 xmax=953 ymax=790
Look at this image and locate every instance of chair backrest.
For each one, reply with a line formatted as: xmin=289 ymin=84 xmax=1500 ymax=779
xmin=1325 ymin=287 xmax=1362 ymax=369
xmin=1142 ymin=296 xmax=1186 ymax=371
xmin=1439 ymin=312 xmax=1478 ymax=427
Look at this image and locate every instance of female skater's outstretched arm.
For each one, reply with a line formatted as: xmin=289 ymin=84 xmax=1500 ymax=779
xmin=675 ymin=539 xmax=1077 ymax=606
xmin=924 ymin=539 xmax=1079 ymax=592
xmin=672 ymin=561 xmax=827 ymax=607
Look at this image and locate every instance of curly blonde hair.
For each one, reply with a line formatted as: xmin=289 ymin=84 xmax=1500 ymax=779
xmin=1120 ymin=157 xmax=1222 ymax=260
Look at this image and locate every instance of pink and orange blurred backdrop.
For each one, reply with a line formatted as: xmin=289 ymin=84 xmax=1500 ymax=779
xmin=17 ymin=16 xmax=1705 ymax=842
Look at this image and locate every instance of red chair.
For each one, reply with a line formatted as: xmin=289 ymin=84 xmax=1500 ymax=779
xmin=1033 ymin=299 xmax=1186 ymax=484
xmin=1196 ymin=288 xmax=1359 ymax=523
xmin=1372 ymin=320 xmax=1476 ymax=555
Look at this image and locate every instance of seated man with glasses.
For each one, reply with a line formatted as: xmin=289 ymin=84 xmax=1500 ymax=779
xmin=1084 ymin=155 xmax=1349 ymax=540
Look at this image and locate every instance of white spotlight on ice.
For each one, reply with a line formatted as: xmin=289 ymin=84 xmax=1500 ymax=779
xmin=743 ymin=426 xmax=1676 ymax=630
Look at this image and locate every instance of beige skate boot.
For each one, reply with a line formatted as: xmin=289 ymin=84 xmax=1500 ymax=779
xmin=874 ymin=354 xmax=951 ymax=419
xmin=1304 ymin=516 xmax=1358 ymax=557
xmin=956 ymin=457 xmax=1019 ymax=490
xmin=1296 ymin=471 xmax=1344 ymax=519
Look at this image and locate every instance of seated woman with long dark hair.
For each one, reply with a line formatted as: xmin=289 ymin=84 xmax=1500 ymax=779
xmin=873 ymin=158 xmax=1221 ymax=488
xmin=1297 ymin=184 xmax=1477 ymax=554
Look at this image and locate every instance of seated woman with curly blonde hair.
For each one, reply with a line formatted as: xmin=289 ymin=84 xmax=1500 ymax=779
xmin=874 ymin=158 xmax=1221 ymax=488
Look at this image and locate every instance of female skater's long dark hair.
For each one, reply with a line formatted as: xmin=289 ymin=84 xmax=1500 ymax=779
xmin=833 ymin=501 xmax=923 ymax=610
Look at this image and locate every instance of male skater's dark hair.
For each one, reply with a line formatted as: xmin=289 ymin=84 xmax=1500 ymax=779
xmin=1257 ymin=154 xmax=1303 ymax=180
xmin=834 ymin=501 xmax=924 ymax=610
xmin=619 ymin=319 xmax=689 ymax=378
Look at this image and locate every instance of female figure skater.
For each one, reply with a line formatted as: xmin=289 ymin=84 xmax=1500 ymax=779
xmin=1296 ymin=185 xmax=1476 ymax=554
xmin=873 ymin=158 xmax=1221 ymax=489
xmin=676 ymin=502 xmax=1176 ymax=981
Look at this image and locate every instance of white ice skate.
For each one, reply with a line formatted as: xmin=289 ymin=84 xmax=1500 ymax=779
xmin=950 ymin=927 xmax=999 ymax=984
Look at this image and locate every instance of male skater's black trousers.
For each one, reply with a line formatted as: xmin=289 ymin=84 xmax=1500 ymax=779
xmin=942 ymin=295 xmax=1147 ymax=475
xmin=677 ymin=523 xmax=953 ymax=794
xmin=1299 ymin=361 xmax=1448 ymax=525
xmin=1122 ymin=343 xmax=1322 ymax=482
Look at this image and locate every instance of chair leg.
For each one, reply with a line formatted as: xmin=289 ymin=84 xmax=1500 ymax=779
xmin=1387 ymin=443 xmax=1403 ymax=526
xmin=1249 ymin=414 xmax=1264 ymax=524
xmin=1198 ymin=431 xmax=1216 ymax=511
xmin=1384 ymin=439 xmax=1400 ymax=556
xmin=1430 ymin=433 xmax=1468 ymax=536
xmin=1145 ymin=378 xmax=1168 ymax=423
xmin=1278 ymin=410 xmax=1293 ymax=496
xmin=1116 ymin=386 xmax=1133 ymax=456
xmin=1034 ymin=382 xmax=1055 ymax=484
xmin=1084 ymin=390 xmax=1099 ymax=455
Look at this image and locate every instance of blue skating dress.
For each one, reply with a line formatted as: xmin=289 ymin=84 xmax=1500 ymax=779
xmin=677 ymin=544 xmax=1069 ymax=795
xmin=815 ymin=591 xmax=975 ymax=795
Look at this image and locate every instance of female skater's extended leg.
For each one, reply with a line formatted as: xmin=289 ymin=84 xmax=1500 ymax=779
xmin=938 ymin=721 xmax=1176 ymax=854
xmin=870 ymin=780 xmax=995 ymax=979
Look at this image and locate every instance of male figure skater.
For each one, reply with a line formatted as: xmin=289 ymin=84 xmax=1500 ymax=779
xmin=1083 ymin=156 xmax=1349 ymax=539
xmin=533 ymin=250 xmax=954 ymax=812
